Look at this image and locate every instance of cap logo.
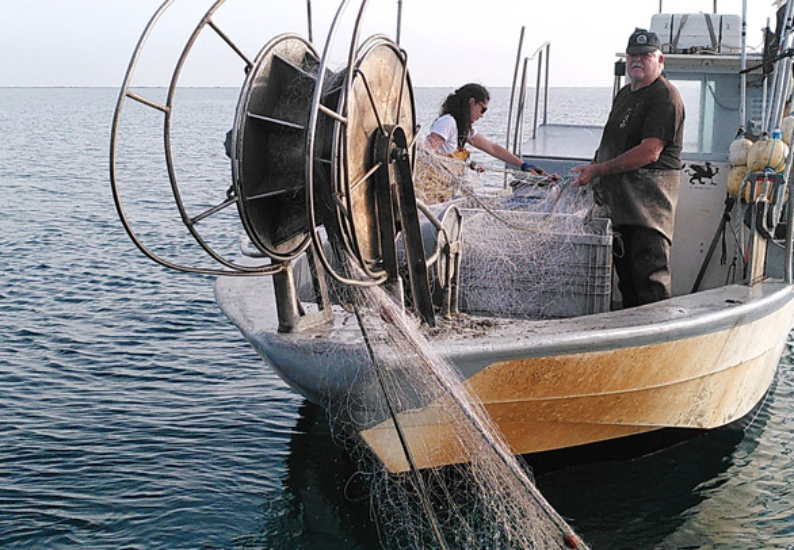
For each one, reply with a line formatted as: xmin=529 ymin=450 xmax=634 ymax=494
xmin=637 ymin=35 xmax=647 ymax=44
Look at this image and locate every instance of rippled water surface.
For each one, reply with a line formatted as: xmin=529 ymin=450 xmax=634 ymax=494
xmin=2 ymin=87 xmax=794 ymax=549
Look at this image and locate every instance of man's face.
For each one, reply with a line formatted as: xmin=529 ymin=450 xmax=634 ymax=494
xmin=627 ymin=50 xmax=663 ymax=89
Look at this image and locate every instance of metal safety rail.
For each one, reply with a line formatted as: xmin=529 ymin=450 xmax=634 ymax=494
xmin=505 ymin=30 xmax=550 ymax=160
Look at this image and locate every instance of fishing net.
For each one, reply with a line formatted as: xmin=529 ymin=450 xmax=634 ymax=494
xmin=412 ymin=138 xmax=610 ymax=321
xmin=321 ymin=279 xmax=588 ymax=550
xmin=305 ymin=147 xmax=603 ymax=549
xmin=242 ymin=46 xmax=602 ymax=548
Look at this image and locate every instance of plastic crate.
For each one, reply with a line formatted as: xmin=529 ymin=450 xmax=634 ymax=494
xmin=457 ymin=209 xmax=612 ymax=320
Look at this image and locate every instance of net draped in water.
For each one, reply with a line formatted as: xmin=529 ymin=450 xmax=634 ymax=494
xmin=316 ymin=151 xmax=598 ymax=549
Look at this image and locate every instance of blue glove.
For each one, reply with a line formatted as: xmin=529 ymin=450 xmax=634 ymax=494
xmin=521 ymin=161 xmax=538 ymax=173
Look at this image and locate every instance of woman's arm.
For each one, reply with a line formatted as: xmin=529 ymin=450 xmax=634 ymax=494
xmin=469 ymin=133 xmax=523 ymax=167
xmin=469 ymin=133 xmax=546 ymax=175
xmin=426 ymin=132 xmax=446 ymax=152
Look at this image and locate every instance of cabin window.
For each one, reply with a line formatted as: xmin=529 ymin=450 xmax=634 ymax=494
xmin=673 ymin=79 xmax=704 ymax=154
xmin=668 ymin=74 xmax=740 ymax=160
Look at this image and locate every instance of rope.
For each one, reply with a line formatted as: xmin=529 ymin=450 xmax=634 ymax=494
xmin=352 ymin=303 xmax=451 ymax=550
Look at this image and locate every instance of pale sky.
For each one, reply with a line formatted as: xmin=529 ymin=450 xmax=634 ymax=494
xmin=0 ymin=0 xmax=773 ymax=88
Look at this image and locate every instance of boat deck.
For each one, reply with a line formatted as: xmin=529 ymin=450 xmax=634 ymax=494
xmin=522 ymin=123 xmax=603 ymax=162
xmin=216 ymin=267 xmax=794 ymax=382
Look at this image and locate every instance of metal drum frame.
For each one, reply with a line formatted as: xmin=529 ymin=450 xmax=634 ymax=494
xmin=110 ymin=0 xmax=286 ymax=276
xmin=110 ymin=0 xmax=444 ymax=326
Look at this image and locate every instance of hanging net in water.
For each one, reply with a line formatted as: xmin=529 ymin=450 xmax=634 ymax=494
xmin=322 ymin=278 xmax=589 ymax=550
xmin=301 ymin=129 xmax=600 ymax=548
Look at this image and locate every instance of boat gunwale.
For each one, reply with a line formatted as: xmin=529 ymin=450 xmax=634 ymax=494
xmin=216 ymin=269 xmax=794 ymax=372
xmin=439 ymin=281 xmax=794 ymax=369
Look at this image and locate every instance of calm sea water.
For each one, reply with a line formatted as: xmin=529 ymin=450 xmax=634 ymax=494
xmin=1 ymin=86 xmax=794 ymax=549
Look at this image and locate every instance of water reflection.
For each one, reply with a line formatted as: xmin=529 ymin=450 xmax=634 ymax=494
xmin=240 ymin=403 xmax=381 ymax=549
xmin=244 ymin=348 xmax=794 ymax=550
xmin=538 ymin=427 xmax=748 ymax=549
xmin=243 ymin=406 xmax=748 ymax=550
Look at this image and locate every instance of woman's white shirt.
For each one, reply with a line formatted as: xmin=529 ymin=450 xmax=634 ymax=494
xmin=428 ymin=114 xmax=477 ymax=154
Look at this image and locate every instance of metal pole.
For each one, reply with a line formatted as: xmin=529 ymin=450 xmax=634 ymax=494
xmin=504 ymin=27 xmax=525 ymax=189
xmin=739 ymin=0 xmax=747 ymax=129
xmin=306 ymin=0 xmax=313 ymax=43
xmin=514 ymin=57 xmax=529 ymax=157
xmin=786 ymin=162 xmax=794 ymax=285
xmin=396 ymin=0 xmax=402 ymax=45
xmin=777 ymin=6 xmax=794 ymax=123
xmin=768 ymin=3 xmax=794 ymax=132
xmin=543 ymin=43 xmax=550 ymax=126
xmin=533 ymin=50 xmax=543 ymax=140
xmin=505 ymin=27 xmax=525 ymax=156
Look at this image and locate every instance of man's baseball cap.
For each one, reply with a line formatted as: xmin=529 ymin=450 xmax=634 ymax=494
xmin=626 ymin=28 xmax=661 ymax=55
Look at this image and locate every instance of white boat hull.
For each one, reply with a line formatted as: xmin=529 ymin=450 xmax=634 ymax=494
xmin=216 ymin=273 xmax=794 ymax=472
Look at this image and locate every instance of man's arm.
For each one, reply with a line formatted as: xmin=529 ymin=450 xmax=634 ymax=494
xmin=572 ymin=137 xmax=665 ymax=186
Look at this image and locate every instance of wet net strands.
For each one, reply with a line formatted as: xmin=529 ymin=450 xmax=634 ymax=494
xmin=326 ymin=281 xmax=587 ymax=550
xmin=313 ymin=146 xmax=598 ymax=549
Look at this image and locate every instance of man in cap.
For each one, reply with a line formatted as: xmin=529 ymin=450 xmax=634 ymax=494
xmin=573 ymin=28 xmax=685 ymax=307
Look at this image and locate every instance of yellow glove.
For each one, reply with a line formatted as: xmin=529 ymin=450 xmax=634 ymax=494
xmin=453 ymin=148 xmax=471 ymax=162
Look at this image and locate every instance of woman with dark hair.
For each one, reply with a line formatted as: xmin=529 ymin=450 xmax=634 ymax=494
xmin=426 ymin=83 xmax=542 ymax=174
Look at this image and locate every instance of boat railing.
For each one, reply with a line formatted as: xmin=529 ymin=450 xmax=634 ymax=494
xmin=505 ymin=31 xmax=550 ymax=159
xmin=503 ymin=31 xmax=549 ymax=187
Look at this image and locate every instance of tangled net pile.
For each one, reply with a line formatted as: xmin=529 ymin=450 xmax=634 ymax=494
xmin=263 ymin=57 xmax=601 ymax=546
xmin=413 ymin=138 xmax=610 ymax=320
xmin=323 ymin=279 xmax=588 ymax=550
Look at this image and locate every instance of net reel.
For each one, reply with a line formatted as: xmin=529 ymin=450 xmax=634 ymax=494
xmin=110 ymin=0 xmax=462 ymax=330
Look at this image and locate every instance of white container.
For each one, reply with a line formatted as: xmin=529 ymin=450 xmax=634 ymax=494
xmin=650 ymin=13 xmax=742 ymax=54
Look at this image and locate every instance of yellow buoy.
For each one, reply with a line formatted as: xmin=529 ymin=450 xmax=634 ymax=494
xmin=727 ymin=165 xmax=748 ymax=198
xmin=728 ymin=136 xmax=753 ymax=166
xmin=747 ymin=135 xmax=789 ymax=172
xmin=782 ymin=115 xmax=794 ymax=145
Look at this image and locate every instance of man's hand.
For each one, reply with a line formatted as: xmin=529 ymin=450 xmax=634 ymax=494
xmin=571 ymin=163 xmax=601 ymax=186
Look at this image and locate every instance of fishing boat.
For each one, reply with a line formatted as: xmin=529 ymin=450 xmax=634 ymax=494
xmin=111 ymin=0 xmax=794 ymax=474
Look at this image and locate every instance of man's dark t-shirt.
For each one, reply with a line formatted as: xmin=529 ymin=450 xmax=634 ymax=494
xmin=594 ymin=75 xmax=685 ymax=242
xmin=596 ymin=76 xmax=685 ymax=170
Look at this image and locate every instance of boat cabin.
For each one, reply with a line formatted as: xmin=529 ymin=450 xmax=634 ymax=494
xmin=518 ymin=11 xmax=785 ymax=299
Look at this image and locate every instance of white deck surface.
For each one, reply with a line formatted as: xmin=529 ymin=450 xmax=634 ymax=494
xmin=522 ymin=123 xmax=603 ymax=161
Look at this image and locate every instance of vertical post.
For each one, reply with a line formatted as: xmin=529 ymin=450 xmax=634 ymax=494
xmin=274 ymin=264 xmax=299 ymax=333
xmin=781 ymin=51 xmax=794 ymax=285
xmin=396 ymin=0 xmax=403 ymax=45
xmin=306 ymin=0 xmax=313 ymax=43
xmin=532 ymin=50 xmax=543 ymax=140
xmin=505 ymin=28 xmax=525 ymax=155
xmin=514 ymin=57 xmax=529 ymax=157
xmin=392 ymin=127 xmax=435 ymax=327
xmin=659 ymin=0 xmax=663 ymax=13
xmin=739 ymin=0 xmax=747 ymax=129
xmin=543 ymin=43 xmax=550 ymax=126
xmin=504 ymin=27 xmax=525 ymax=189
xmin=768 ymin=2 xmax=794 ymax=132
